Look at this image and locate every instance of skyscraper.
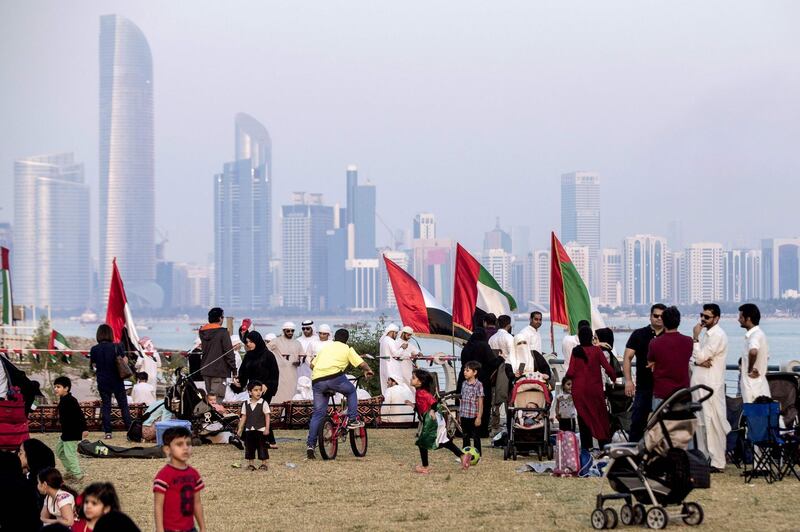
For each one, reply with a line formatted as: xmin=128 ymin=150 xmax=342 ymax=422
xmin=99 ymin=15 xmax=155 ymax=304
xmin=214 ymin=113 xmax=272 ymax=310
xmin=281 ymin=193 xmax=333 ymax=311
xmin=533 ymin=249 xmax=550 ymax=305
xmin=483 ymin=218 xmax=512 ymax=253
xmin=482 ymin=248 xmax=513 ymax=292
xmin=761 ymin=238 xmax=800 ymax=299
xmin=14 ymin=153 xmax=90 ymax=310
xmin=600 ymin=248 xmax=622 ymax=307
xmin=345 ymin=165 xmax=376 ymax=259
xmin=561 ymin=171 xmax=600 ymax=293
xmin=622 ymin=234 xmax=668 ymax=305
xmin=563 ymin=242 xmax=591 ymax=287
xmin=686 ymin=243 xmax=724 ymax=304
xmin=413 ymin=213 xmax=436 ymax=240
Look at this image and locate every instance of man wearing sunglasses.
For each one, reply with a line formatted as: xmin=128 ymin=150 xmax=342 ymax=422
xmin=623 ymin=303 xmax=666 ymax=441
xmin=690 ymin=303 xmax=730 ymax=473
xmin=272 ymin=322 xmax=303 ymax=403
xmin=296 ymin=320 xmax=319 ymax=380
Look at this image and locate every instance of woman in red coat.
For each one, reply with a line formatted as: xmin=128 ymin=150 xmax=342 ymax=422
xmin=565 ymin=326 xmax=616 ymax=450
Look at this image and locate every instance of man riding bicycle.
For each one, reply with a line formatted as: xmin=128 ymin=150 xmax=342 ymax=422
xmin=306 ymin=328 xmax=374 ymax=459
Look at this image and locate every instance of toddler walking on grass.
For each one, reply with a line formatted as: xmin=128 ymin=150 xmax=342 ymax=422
xmin=408 ymin=369 xmax=470 ymax=474
xmin=237 ymin=379 xmax=270 ymax=471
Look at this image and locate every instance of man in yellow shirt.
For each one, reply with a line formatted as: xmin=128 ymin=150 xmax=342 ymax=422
xmin=306 ymin=329 xmax=374 ymax=459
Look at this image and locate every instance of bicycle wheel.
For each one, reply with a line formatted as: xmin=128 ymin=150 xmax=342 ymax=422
xmin=350 ymin=425 xmax=368 ymax=457
xmin=318 ymin=418 xmax=338 ymax=460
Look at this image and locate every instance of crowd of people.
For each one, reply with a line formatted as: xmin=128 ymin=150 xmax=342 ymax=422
xmin=0 ymin=300 xmax=780 ymax=530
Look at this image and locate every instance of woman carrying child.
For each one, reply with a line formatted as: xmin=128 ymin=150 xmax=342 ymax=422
xmin=409 ymin=369 xmax=471 ymax=474
xmin=37 ymin=467 xmax=77 ymax=528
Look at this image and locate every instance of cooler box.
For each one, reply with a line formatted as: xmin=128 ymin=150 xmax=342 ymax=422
xmin=155 ymin=419 xmax=192 ymax=447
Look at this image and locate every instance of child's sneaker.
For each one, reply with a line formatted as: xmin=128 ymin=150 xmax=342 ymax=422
xmin=413 ymin=465 xmax=431 ymax=475
xmin=460 ymin=454 xmax=471 ymax=470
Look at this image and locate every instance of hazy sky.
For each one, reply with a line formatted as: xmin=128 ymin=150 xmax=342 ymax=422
xmin=1 ymin=1 xmax=798 ymax=264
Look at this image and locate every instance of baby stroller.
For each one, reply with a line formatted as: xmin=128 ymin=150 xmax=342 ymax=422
xmin=164 ymin=367 xmax=242 ymax=447
xmin=504 ymin=378 xmax=552 ymax=461
xmin=606 ymin=383 xmax=633 ymax=441
xmin=591 ymin=385 xmax=713 ymax=530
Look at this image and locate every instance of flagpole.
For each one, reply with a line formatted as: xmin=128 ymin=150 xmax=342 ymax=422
xmin=550 ymin=321 xmax=555 ymax=355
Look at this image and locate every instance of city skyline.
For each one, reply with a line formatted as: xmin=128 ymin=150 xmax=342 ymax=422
xmin=2 ymin=2 xmax=799 ymax=267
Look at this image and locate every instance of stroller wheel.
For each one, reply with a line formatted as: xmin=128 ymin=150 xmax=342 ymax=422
xmin=619 ymin=504 xmax=634 ymax=526
xmin=604 ymin=508 xmax=618 ymax=529
xmin=590 ymin=509 xmax=607 ymax=530
xmin=682 ymin=503 xmax=703 ymax=526
xmin=633 ymin=504 xmax=646 ymax=525
xmin=646 ymin=507 xmax=668 ymax=529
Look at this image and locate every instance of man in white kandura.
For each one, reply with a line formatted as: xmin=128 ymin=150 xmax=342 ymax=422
xmin=738 ymin=303 xmax=771 ymax=403
xmin=379 ymin=324 xmax=400 ymax=395
xmin=690 ymin=303 xmax=730 ymax=473
xmin=296 ymin=320 xmax=319 ymax=380
xmin=388 ymin=326 xmax=420 ymax=388
xmin=518 ymin=311 xmax=543 ymax=355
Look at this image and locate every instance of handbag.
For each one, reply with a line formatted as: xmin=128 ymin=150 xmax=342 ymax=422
xmin=116 ymin=344 xmax=133 ymax=380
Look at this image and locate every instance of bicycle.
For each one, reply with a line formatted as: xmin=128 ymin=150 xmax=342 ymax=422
xmin=317 ymin=376 xmax=369 ymax=460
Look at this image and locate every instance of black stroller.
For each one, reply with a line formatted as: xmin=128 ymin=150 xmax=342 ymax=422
xmin=164 ymin=367 xmax=242 ymax=447
xmin=591 ymin=385 xmax=713 ymax=530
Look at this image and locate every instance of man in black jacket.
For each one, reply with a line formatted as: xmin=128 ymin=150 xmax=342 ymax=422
xmin=198 ymin=307 xmax=236 ymax=397
xmin=53 ymin=375 xmax=87 ymax=481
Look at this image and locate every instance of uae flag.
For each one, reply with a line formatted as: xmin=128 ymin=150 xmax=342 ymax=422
xmin=550 ymin=232 xmax=606 ymax=334
xmin=48 ymin=330 xmax=72 ymax=364
xmin=383 ymin=255 xmax=470 ymax=342
xmin=452 ymin=243 xmax=517 ymax=332
xmin=1 ymin=247 xmax=13 ymax=326
xmin=106 ymin=258 xmax=143 ymax=358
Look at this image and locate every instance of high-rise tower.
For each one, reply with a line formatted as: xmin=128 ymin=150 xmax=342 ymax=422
xmin=214 ymin=113 xmax=272 ymax=310
xmin=99 ymin=15 xmax=155 ymax=304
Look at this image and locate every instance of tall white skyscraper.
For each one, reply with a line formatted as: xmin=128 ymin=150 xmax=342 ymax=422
xmin=563 ymin=242 xmax=591 ymax=288
xmin=533 ymin=249 xmax=550 ymax=305
xmin=561 ymin=171 xmax=600 ymax=294
xmin=600 ymin=248 xmax=622 ymax=307
xmin=686 ymin=243 xmax=724 ymax=303
xmin=482 ymin=248 xmax=513 ymax=293
xmin=623 ymin=235 xmax=668 ymax=305
xmin=214 ymin=113 xmax=272 ymax=310
xmin=99 ymin=15 xmax=155 ymax=304
xmin=14 ymin=153 xmax=90 ymax=310
xmin=413 ymin=213 xmax=436 ymax=240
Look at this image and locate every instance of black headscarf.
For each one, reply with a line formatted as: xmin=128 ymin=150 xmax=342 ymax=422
xmin=0 ymin=451 xmax=41 ymax=530
xmin=458 ymin=328 xmax=501 ymax=389
xmin=595 ymin=327 xmax=614 ymax=348
xmin=238 ymin=330 xmax=280 ymax=396
xmin=20 ymin=438 xmax=55 ymax=479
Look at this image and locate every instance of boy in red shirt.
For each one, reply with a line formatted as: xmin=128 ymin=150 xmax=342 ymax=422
xmin=153 ymin=427 xmax=206 ymax=532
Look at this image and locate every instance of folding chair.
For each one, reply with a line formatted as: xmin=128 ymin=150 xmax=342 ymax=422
xmin=742 ymin=402 xmax=784 ymax=483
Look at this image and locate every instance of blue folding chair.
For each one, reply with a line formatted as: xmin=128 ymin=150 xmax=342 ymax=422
xmin=742 ymin=402 xmax=784 ymax=483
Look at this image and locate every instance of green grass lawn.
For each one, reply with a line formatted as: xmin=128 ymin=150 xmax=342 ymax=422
xmin=35 ymin=430 xmax=797 ymax=531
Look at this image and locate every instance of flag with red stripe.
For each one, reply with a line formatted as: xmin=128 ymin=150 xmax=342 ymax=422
xmin=383 ymin=255 xmax=469 ymax=342
xmin=106 ymin=258 xmax=144 ymax=357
